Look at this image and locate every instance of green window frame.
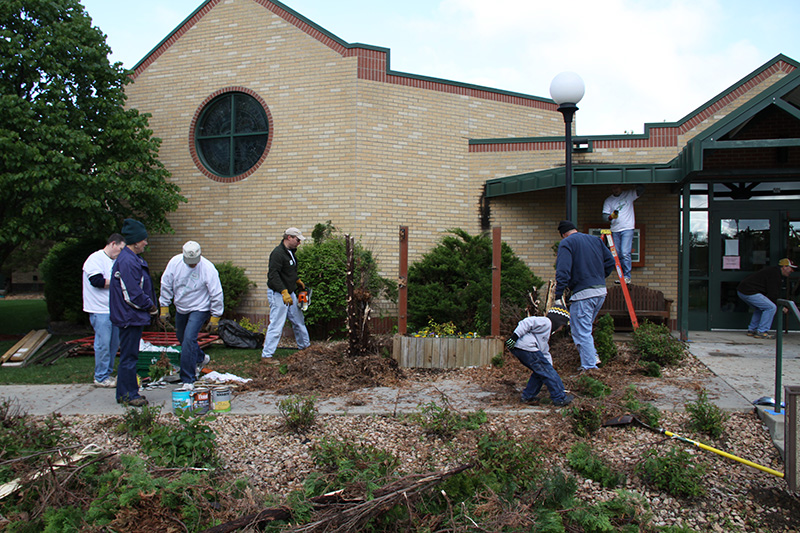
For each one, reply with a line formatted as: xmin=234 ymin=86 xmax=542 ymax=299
xmin=193 ymin=90 xmax=270 ymax=180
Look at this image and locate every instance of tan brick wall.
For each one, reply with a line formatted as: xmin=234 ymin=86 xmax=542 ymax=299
xmin=124 ymin=0 xmax=563 ymax=317
xmin=123 ymin=0 xmax=782 ymax=326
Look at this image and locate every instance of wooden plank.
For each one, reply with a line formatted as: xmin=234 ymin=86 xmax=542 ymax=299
xmin=4 ymin=330 xmax=51 ymax=366
xmin=1 ymin=331 xmax=37 ymax=363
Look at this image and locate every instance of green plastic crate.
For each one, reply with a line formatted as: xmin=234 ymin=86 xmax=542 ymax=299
xmin=137 ymin=347 xmax=181 ymax=377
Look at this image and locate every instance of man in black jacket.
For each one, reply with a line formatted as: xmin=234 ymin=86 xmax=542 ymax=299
xmin=737 ymin=258 xmax=797 ymax=339
xmin=260 ymin=228 xmax=310 ymax=363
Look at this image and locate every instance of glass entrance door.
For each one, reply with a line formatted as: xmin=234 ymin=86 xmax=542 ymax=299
xmin=709 ymin=214 xmax=776 ymax=329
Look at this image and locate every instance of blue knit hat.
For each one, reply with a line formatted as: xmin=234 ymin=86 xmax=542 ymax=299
xmin=121 ymin=218 xmax=148 ymax=244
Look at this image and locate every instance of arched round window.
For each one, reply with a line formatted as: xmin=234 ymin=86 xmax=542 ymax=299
xmin=192 ymin=90 xmax=271 ymax=181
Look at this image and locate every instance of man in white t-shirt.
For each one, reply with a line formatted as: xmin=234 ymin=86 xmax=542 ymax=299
xmin=159 ymin=241 xmax=224 ymax=389
xmin=602 ymin=184 xmax=645 ymax=284
xmin=82 ymin=234 xmax=126 ymax=387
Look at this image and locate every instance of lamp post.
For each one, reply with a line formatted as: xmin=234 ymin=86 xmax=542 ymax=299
xmin=549 ymin=72 xmax=585 ymax=223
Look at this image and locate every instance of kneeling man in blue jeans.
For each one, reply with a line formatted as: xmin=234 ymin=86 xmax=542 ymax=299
xmin=505 ymin=305 xmax=574 ymax=407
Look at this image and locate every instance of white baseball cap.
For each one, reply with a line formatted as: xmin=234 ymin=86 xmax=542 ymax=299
xmin=183 ymin=241 xmax=202 ymax=265
xmin=284 ymin=227 xmax=305 ymax=241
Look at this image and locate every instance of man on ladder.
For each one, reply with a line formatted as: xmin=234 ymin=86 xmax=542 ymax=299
xmin=555 ymin=221 xmax=616 ymax=372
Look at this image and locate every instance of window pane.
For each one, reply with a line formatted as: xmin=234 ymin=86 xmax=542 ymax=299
xmin=720 ymin=219 xmax=770 ymax=270
xmin=233 ymin=135 xmax=268 ymax=174
xmin=235 ymin=95 xmax=269 ymax=133
xmin=199 ymin=96 xmax=232 ymax=137
xmin=199 ymin=138 xmax=230 ymax=175
xmin=689 ymin=211 xmax=708 ymax=276
xmin=688 ymin=280 xmax=707 ymax=310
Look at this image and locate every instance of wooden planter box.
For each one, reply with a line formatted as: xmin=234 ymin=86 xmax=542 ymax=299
xmin=392 ymin=335 xmax=503 ymax=368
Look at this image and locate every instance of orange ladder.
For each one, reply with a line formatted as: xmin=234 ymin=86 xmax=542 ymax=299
xmin=600 ymin=230 xmax=639 ymax=330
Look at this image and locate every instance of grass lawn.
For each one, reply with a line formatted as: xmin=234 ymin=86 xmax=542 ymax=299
xmin=0 ymin=298 xmax=295 ymax=384
xmin=0 ymin=299 xmax=49 ymax=335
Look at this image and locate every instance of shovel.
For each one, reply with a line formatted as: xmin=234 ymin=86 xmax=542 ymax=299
xmin=603 ymin=415 xmax=784 ymax=478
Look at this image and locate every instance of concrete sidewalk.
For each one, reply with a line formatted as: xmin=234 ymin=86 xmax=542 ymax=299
xmin=1 ymin=330 xmax=799 ymax=421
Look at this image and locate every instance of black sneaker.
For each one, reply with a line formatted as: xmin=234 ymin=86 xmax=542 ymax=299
xmin=118 ymin=396 xmax=148 ymax=407
xmin=521 ymin=396 xmax=540 ymax=405
xmin=553 ymin=394 xmax=574 ymax=407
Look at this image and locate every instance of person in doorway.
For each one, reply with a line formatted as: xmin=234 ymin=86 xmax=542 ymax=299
xmin=602 ymin=184 xmax=644 ymax=284
xmin=160 ymin=241 xmax=224 ymax=390
xmin=737 ymin=258 xmax=797 ymax=339
xmin=110 ymin=219 xmax=157 ymax=407
xmin=82 ymin=233 xmax=126 ymax=387
xmin=555 ymin=220 xmax=616 ymax=372
xmin=261 ymin=228 xmax=311 ymax=364
xmin=505 ymin=305 xmax=574 ymax=406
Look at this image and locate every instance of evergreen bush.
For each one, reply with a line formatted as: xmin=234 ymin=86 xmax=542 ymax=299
xmin=296 ymin=222 xmax=397 ymax=338
xmin=40 ymin=237 xmax=104 ymax=323
xmin=595 ymin=313 xmax=617 ymax=364
xmin=215 ymin=261 xmax=256 ymax=317
xmin=407 ymin=228 xmax=541 ymax=335
xmin=631 ymin=320 xmax=686 ymax=366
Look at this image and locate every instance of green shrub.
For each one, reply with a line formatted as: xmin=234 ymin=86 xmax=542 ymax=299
xmin=215 ymin=261 xmax=256 ymax=317
xmin=140 ymin=409 xmax=218 ymax=468
xmin=296 ymin=221 xmax=397 ymax=338
xmin=575 ymin=374 xmax=611 ymax=398
xmin=622 ymin=385 xmax=661 ymax=427
xmin=636 ymin=445 xmax=706 ymax=498
xmin=595 ymin=313 xmax=618 ymax=364
xmin=39 ymin=237 xmax=104 ymax=323
xmin=412 ymin=400 xmax=486 ymax=438
xmin=407 ymin=228 xmax=541 ymax=336
xmin=685 ymin=389 xmax=729 ymax=439
xmin=567 ymin=442 xmax=625 ymax=488
xmin=639 ymin=360 xmax=663 ymax=377
xmin=278 ymin=395 xmax=318 ymax=432
xmin=116 ymin=404 xmax=162 ymax=435
xmin=631 ymin=321 xmax=686 ymax=366
xmin=307 ymin=437 xmax=399 ymax=498
xmin=538 ymin=467 xmax=578 ymax=509
xmin=565 ymin=404 xmax=606 ymax=437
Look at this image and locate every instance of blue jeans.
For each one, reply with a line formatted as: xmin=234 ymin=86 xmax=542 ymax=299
xmin=117 ymin=325 xmax=144 ymax=402
xmin=176 ymin=310 xmax=210 ymax=384
xmin=612 ymin=229 xmax=633 ymax=279
xmin=570 ymin=295 xmax=606 ymax=369
xmin=90 ymin=313 xmax=119 ymax=382
xmin=737 ymin=291 xmax=776 ymax=333
xmin=510 ymin=348 xmax=567 ymax=403
xmin=261 ymin=289 xmax=310 ymax=358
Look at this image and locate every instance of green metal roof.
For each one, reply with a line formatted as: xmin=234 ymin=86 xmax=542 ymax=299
xmin=485 ymin=165 xmax=682 ymax=198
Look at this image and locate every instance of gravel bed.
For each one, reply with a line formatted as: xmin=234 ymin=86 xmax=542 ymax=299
xmin=58 ymin=406 xmax=797 ymax=532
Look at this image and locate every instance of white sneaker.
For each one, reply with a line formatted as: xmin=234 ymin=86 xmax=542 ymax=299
xmin=177 ymin=382 xmax=194 ymax=391
xmin=196 ymin=353 xmax=211 ymax=377
xmin=93 ymin=377 xmax=116 ymax=388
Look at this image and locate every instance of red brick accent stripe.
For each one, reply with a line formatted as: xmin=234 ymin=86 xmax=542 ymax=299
xmin=470 ymin=61 xmax=795 ymax=152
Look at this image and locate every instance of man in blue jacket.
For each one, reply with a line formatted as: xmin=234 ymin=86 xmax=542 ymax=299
xmin=110 ymin=219 xmax=158 ymax=406
xmin=555 ymin=220 xmax=615 ymax=372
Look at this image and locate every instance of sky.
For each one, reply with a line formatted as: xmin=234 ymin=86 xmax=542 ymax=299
xmin=80 ymin=0 xmax=800 ymax=135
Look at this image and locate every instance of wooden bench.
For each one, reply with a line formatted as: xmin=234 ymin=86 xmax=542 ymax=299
xmin=599 ymin=284 xmax=673 ymax=330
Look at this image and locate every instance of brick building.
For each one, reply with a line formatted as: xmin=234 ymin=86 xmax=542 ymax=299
xmin=125 ymin=0 xmax=800 ymax=334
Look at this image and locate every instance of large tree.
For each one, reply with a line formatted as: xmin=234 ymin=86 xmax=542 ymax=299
xmin=0 ymin=0 xmax=185 ymax=271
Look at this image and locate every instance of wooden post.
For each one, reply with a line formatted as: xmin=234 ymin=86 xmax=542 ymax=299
xmin=398 ymin=226 xmax=408 ymax=335
xmin=492 ymin=226 xmax=501 ymax=337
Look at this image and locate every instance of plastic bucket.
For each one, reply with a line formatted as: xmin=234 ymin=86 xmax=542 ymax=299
xmin=172 ymin=390 xmax=192 ymax=413
xmin=211 ymin=387 xmax=232 ymax=412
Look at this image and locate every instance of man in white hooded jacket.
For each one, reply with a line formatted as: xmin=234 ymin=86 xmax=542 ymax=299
xmin=160 ymin=241 xmax=224 ymax=389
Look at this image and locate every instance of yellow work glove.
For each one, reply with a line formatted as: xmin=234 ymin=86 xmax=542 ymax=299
xmin=296 ymin=279 xmax=305 ymax=290
xmin=281 ymin=289 xmax=293 ymax=305
xmin=609 ymin=210 xmax=619 ymax=220
xmin=160 ymin=306 xmax=170 ymax=319
xmin=208 ymin=316 xmax=220 ymax=333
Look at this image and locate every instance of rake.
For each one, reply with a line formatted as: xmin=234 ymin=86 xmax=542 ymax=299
xmin=603 ymin=414 xmax=784 ymax=478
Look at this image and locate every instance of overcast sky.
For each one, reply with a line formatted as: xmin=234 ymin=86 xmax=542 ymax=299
xmin=80 ymin=0 xmax=800 ymax=135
